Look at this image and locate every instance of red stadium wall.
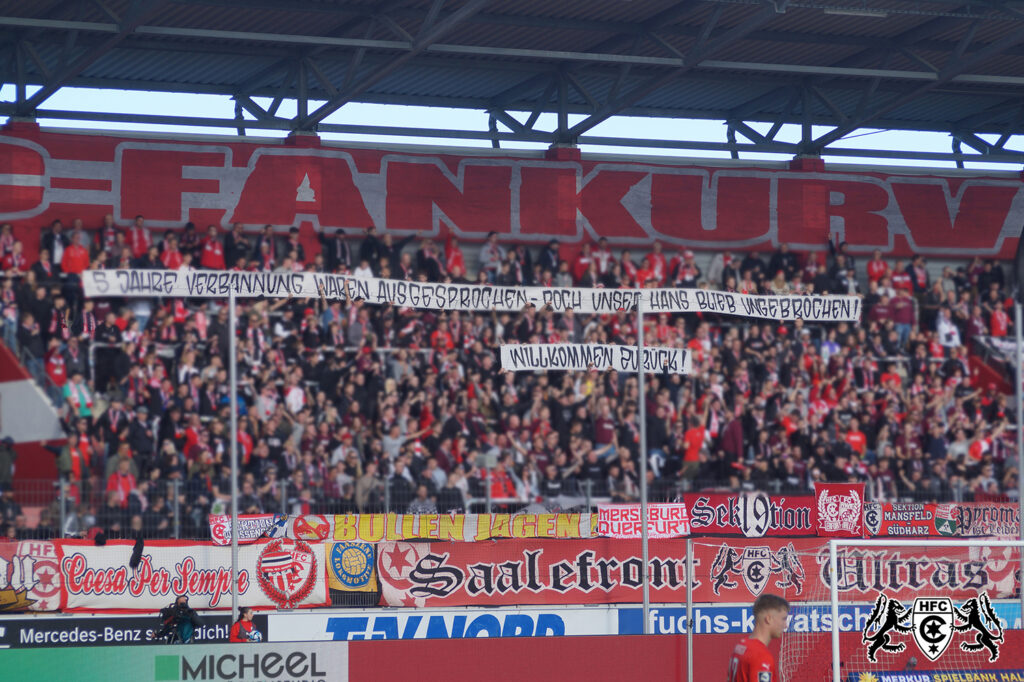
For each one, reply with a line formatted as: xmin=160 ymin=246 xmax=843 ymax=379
xmin=2 ymin=122 xmax=1023 ymax=261
xmin=345 ymin=632 xmax=1024 ymax=682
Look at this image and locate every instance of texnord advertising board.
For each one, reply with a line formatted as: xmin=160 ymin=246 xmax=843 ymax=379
xmin=269 ymin=607 xmax=617 ymax=641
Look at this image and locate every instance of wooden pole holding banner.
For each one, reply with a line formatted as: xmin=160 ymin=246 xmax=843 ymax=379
xmin=637 ymin=293 xmax=650 ymax=633
xmin=229 ymin=291 xmax=239 ymax=621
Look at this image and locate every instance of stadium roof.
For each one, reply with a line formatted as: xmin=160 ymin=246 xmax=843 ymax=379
xmin=3 ymin=0 xmax=1024 ymax=163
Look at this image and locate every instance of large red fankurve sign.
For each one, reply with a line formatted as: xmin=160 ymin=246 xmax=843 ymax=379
xmin=2 ymin=126 xmax=1022 ymax=260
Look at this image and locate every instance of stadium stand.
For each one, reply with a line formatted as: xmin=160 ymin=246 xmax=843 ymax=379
xmin=0 ymin=219 xmax=1017 ymax=541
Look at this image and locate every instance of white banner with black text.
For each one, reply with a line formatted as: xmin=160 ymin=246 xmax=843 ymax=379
xmin=500 ymin=344 xmax=692 ymax=374
xmin=80 ymin=270 xmax=862 ymax=320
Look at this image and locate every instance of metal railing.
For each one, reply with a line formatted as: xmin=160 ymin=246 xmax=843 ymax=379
xmin=0 ymin=319 xmax=63 ymax=408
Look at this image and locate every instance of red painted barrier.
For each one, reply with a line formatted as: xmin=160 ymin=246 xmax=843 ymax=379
xmin=348 ymin=633 xmax=695 ymax=682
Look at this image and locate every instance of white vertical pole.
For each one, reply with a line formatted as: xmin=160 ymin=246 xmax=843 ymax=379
xmin=686 ymin=538 xmax=694 ymax=682
xmin=637 ymin=292 xmax=650 ymax=633
xmin=229 ymin=291 xmax=239 ymax=620
xmin=830 ymin=540 xmax=840 ymax=682
xmin=1016 ymin=302 xmax=1024 ymax=629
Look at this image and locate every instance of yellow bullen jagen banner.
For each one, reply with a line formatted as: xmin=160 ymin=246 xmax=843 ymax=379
xmin=329 ymin=513 xmax=598 ymax=543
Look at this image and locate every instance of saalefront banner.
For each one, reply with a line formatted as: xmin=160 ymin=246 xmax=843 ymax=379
xmin=376 ymin=538 xmax=692 ymax=608
xmin=2 ymin=129 xmax=1020 ymax=259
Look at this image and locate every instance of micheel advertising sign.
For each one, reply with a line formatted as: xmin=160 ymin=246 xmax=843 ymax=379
xmin=6 ymin=642 xmax=349 ymax=682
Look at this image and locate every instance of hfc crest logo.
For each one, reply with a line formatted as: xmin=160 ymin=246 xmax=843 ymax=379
xmin=861 ymin=592 xmax=1004 ymax=663
xmin=709 ymin=543 xmax=805 ymax=596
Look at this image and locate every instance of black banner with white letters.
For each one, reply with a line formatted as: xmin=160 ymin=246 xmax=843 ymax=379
xmin=0 ymin=613 xmax=267 ymax=648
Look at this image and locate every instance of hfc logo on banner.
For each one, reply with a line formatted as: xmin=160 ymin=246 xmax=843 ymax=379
xmin=861 ymin=592 xmax=1004 ymax=663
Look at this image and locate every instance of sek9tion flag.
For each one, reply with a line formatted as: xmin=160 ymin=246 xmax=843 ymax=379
xmin=327 ymin=542 xmax=377 ymax=593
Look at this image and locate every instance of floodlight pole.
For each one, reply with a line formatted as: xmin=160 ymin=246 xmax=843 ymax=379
xmin=637 ymin=291 xmax=650 ymax=633
xmin=686 ymin=538 xmax=694 ymax=682
xmin=829 ymin=540 xmax=840 ymax=682
xmin=229 ymin=290 xmax=239 ymax=621
xmin=1016 ymin=302 xmax=1024 ymax=628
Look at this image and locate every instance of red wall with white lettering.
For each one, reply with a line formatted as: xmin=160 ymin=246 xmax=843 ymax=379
xmin=3 ymin=122 xmax=1022 ymax=263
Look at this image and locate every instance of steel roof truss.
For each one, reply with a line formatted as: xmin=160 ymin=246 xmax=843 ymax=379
xmin=298 ymin=0 xmax=493 ymax=131
xmin=9 ymin=102 xmax=1024 ymax=164
xmin=808 ymin=22 xmax=1024 ymax=152
xmin=727 ymin=13 xmax=969 ymax=120
xmin=560 ymin=1 xmax=784 ymax=142
xmin=16 ymin=0 xmax=168 ymax=115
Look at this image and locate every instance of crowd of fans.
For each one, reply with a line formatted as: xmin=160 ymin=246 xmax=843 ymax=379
xmin=0 ymin=215 xmax=1019 ymax=542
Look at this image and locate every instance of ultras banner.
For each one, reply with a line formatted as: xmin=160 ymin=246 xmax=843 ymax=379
xmin=691 ymin=538 xmax=1021 ymax=604
xmin=59 ymin=539 xmax=329 ymax=611
xmin=80 ymin=269 xmax=862 ymax=321
xmin=3 ymin=129 xmax=1021 ymax=259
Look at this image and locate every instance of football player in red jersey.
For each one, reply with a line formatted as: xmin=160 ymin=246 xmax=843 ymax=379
xmin=727 ymin=594 xmax=790 ymax=682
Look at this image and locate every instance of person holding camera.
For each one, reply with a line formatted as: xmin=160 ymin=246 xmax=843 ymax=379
xmin=151 ymin=595 xmax=202 ymax=644
xmin=229 ymin=607 xmax=263 ymax=643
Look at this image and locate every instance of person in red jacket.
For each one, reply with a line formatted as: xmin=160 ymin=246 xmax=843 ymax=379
xmin=160 ymin=234 xmax=184 ymax=270
xmin=127 ymin=215 xmax=151 ymax=260
xmin=445 ymin=235 xmax=465 ymax=277
xmin=105 ymin=457 xmax=137 ymax=508
xmin=727 ymin=594 xmax=789 ymax=682
xmin=1 ymin=240 xmax=28 ymax=273
xmin=866 ymin=249 xmax=889 ymax=283
xmin=230 ymin=607 xmax=261 ymax=642
xmin=571 ymin=242 xmax=594 ymax=283
xmin=60 ymin=231 xmax=90 ymax=275
xmin=200 ymin=225 xmax=226 ymax=270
